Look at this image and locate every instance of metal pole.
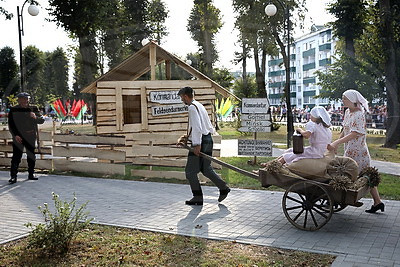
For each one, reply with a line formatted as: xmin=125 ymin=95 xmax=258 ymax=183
xmin=285 ymin=6 xmax=294 ymax=148
xmin=17 ymin=5 xmax=25 ymax=92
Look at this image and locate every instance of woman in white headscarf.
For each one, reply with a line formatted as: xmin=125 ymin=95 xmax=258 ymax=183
xmin=276 ymin=106 xmax=332 ymax=165
xmin=328 ymin=89 xmax=384 ymax=213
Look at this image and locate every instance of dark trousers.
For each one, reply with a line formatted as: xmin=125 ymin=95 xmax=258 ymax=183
xmin=10 ymin=134 xmax=36 ymax=178
xmin=185 ymin=134 xmax=227 ymax=192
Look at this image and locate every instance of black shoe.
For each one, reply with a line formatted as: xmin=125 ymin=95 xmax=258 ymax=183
xmin=28 ymin=175 xmax=38 ymax=180
xmin=365 ymin=202 xmax=385 ymax=213
xmin=185 ymin=198 xmax=203 ymax=206
xmin=218 ymin=188 xmax=231 ymax=202
xmin=8 ymin=177 xmax=17 ymax=184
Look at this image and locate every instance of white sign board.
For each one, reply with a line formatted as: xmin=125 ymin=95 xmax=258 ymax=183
xmin=241 ymin=120 xmax=271 ymax=127
xmin=238 ymin=139 xmax=272 ymax=157
xmin=151 ymin=104 xmax=188 ymax=116
xmin=242 ymin=98 xmax=270 ymax=113
xmin=238 ymin=126 xmax=271 ymax=132
xmin=149 ymin=90 xmax=181 ymax=104
xmin=241 ymin=114 xmax=270 ymax=121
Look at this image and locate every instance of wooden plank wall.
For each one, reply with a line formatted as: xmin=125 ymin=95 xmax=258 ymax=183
xmin=0 ymin=129 xmax=126 ymax=176
xmin=129 ymin=132 xmax=222 ymax=181
xmin=96 ymin=80 xmax=217 ymax=136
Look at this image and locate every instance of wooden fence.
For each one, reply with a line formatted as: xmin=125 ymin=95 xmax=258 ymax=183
xmin=0 ymin=128 xmax=126 ymax=176
xmin=0 ymin=128 xmax=221 ymax=180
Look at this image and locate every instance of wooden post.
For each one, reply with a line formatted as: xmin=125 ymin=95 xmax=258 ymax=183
xmin=165 ymin=60 xmax=171 ymax=80
xmin=253 ymin=132 xmax=257 ymax=165
xmin=150 ymin=43 xmax=157 ymax=80
xmin=140 ymin=86 xmax=148 ymax=130
xmin=115 ymin=85 xmax=123 ymax=131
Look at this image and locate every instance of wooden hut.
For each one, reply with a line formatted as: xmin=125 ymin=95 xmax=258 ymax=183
xmin=81 ymin=41 xmax=238 ymax=137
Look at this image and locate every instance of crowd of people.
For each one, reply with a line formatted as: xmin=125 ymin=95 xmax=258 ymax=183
xmin=270 ymin=104 xmax=387 ymax=129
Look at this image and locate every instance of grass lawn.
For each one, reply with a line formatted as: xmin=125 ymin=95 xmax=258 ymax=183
xmin=0 ymin=224 xmax=335 ymax=266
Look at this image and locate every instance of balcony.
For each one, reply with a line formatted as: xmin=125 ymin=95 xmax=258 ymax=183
xmin=303 ymin=77 xmax=316 ymax=84
xmin=303 ymin=62 xmax=316 ymax=71
xmin=302 ymin=48 xmax=315 ymax=58
xmin=303 ymin=90 xmax=316 ymax=97
xmin=319 ymin=43 xmax=331 ymax=51
xmin=268 ymin=92 xmax=297 ymax=99
xmin=269 ymin=81 xmax=284 ymax=88
xmin=268 ymin=70 xmax=284 ymax=77
xmin=268 ymin=58 xmax=283 ymax=66
xmin=319 ymin=58 xmax=331 ymax=67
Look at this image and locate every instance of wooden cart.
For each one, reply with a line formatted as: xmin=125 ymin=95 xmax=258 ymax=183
xmin=259 ymin=169 xmax=370 ymax=231
xmin=183 ymin=145 xmax=370 ymax=231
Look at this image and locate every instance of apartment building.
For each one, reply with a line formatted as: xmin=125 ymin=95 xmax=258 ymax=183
xmin=267 ymin=25 xmax=337 ymax=108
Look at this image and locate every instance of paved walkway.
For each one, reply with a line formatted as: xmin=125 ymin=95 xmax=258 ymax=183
xmin=1 ymin=140 xmax=400 ymax=266
xmin=1 ymin=172 xmax=400 ymax=266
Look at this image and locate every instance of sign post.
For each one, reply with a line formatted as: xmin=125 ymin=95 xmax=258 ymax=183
xmin=239 ymin=98 xmax=272 ymax=164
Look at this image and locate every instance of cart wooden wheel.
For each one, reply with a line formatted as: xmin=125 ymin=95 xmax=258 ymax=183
xmin=317 ymin=199 xmax=348 ymax=213
xmin=282 ymin=180 xmax=333 ymax=231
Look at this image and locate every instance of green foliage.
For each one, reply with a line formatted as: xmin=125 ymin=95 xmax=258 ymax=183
xmin=0 ymin=0 xmax=12 ymax=20
xmin=232 ymin=74 xmax=258 ymax=99
xmin=315 ymin=51 xmax=384 ymax=102
xmin=24 ymin=45 xmax=44 ymax=102
xmin=212 ymin=67 xmax=235 ymax=89
xmin=187 ymin=0 xmax=222 ymax=77
xmin=25 ymin=192 xmax=93 ymax=256
xmin=6 ymin=94 xmax=17 ymax=107
xmin=147 ymin=0 xmax=169 ymax=43
xmin=0 ymin=46 xmax=19 ymax=98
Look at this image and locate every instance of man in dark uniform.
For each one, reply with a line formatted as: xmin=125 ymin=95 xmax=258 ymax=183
xmin=8 ymin=92 xmax=45 ymax=184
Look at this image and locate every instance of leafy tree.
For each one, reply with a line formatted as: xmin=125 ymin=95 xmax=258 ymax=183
xmin=24 ymin=45 xmax=44 ymax=103
xmin=147 ymin=0 xmax=168 ymax=43
xmin=123 ymin=0 xmax=150 ymax=54
xmin=232 ymin=74 xmax=258 ymax=100
xmin=212 ymin=67 xmax=235 ymax=89
xmin=0 ymin=46 xmax=19 ymax=98
xmin=187 ymin=0 xmax=222 ymax=78
xmin=318 ymin=0 xmax=400 ymax=148
xmin=41 ymin=47 xmax=70 ymax=104
xmin=47 ymin=0 xmax=106 ymax=86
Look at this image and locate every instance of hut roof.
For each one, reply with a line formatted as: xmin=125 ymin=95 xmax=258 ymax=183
xmin=81 ymin=41 xmax=239 ymax=100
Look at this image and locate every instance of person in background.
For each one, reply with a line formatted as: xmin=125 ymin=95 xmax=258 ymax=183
xmin=8 ymin=92 xmax=45 ymax=184
xmin=177 ymin=87 xmax=230 ymax=205
xmin=328 ymin=89 xmax=384 ymax=213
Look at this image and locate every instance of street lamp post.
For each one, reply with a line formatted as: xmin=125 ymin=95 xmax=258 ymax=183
xmin=17 ymin=1 xmax=39 ymax=92
xmin=265 ymin=1 xmax=294 ymax=148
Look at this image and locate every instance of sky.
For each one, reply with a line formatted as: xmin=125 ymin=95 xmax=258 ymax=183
xmin=0 ymin=0 xmax=334 ymax=80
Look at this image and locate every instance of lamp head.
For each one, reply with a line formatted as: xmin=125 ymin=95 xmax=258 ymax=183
xmin=141 ymin=38 xmax=150 ymax=46
xmin=265 ymin=4 xmax=277 ymax=17
xmin=28 ymin=5 xmax=39 ymax=16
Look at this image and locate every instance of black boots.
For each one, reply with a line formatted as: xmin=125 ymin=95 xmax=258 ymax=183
xmin=8 ymin=177 xmax=17 ymax=184
xmin=185 ymin=190 xmax=203 ymax=206
xmin=218 ymin=188 xmax=231 ymax=202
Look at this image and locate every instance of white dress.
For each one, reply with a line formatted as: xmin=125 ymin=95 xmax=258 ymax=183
xmin=283 ymin=121 xmax=332 ymax=164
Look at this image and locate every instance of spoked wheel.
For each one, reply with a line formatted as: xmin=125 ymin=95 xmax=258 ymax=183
xmin=317 ymin=199 xmax=348 ymax=213
xmin=282 ymin=180 xmax=333 ymax=231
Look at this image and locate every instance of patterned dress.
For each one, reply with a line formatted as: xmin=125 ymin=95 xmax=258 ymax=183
xmin=342 ymin=109 xmax=371 ymax=173
xmin=283 ymin=121 xmax=332 ymax=164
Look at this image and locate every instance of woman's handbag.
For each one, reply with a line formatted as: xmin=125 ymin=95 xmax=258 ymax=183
xmin=292 ymin=131 xmax=304 ymax=154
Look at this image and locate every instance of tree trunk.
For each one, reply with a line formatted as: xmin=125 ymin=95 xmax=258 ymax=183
xmin=203 ymin=30 xmax=213 ymax=77
xmin=253 ymin=46 xmax=266 ymax=98
xmin=380 ymin=0 xmax=400 ymax=148
xmin=242 ymin=41 xmax=247 ymax=94
xmin=78 ymin=34 xmax=98 ymax=125
xmin=78 ymin=34 xmax=97 ymax=87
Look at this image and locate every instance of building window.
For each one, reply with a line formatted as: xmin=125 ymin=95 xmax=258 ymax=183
xmin=297 ymin=86 xmax=301 ymax=92
xmin=123 ymin=95 xmax=141 ymax=124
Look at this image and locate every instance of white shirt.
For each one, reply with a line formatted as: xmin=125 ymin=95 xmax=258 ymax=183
xmin=188 ymin=99 xmax=215 ymax=146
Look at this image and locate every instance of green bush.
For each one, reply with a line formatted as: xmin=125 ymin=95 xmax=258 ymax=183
xmin=25 ymin=192 xmax=93 ymax=255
